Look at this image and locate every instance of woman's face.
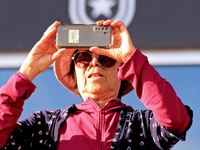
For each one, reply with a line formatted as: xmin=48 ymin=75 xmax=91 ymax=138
xmin=74 ymin=52 xmax=121 ymax=101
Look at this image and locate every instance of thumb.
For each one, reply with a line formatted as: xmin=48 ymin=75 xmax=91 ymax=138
xmin=52 ymin=48 xmax=67 ymax=62
xmin=90 ymin=46 xmax=114 ymax=58
xmin=90 ymin=46 xmax=124 ymax=62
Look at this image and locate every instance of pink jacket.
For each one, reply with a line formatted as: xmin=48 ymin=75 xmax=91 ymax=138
xmin=0 ymin=49 xmax=191 ymax=149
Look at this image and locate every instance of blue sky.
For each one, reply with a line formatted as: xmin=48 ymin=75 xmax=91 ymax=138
xmin=0 ymin=66 xmax=199 ymax=149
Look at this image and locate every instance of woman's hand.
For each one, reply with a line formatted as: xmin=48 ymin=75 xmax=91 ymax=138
xmin=19 ymin=21 xmax=66 ymax=81
xmin=90 ymin=20 xmax=136 ymax=63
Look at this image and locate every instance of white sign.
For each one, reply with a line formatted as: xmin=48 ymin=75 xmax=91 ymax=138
xmin=68 ymin=0 xmax=136 ymax=27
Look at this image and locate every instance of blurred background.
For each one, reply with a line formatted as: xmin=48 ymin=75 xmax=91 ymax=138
xmin=0 ymin=0 xmax=200 ymax=149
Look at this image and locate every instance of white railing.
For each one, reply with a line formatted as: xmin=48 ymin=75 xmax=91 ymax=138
xmin=0 ymin=48 xmax=200 ymax=68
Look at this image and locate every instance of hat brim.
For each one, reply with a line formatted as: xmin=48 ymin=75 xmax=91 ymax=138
xmin=53 ymin=50 xmax=133 ymax=97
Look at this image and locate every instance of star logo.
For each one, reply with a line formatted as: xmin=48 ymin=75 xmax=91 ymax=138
xmin=88 ymin=0 xmax=117 ymax=19
xmin=68 ymin=0 xmax=136 ymax=27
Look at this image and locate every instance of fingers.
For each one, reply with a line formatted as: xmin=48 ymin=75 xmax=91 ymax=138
xmin=96 ymin=19 xmax=114 ymax=27
xmin=96 ymin=20 xmax=105 ymax=26
xmin=44 ymin=21 xmax=61 ymax=36
xmin=40 ymin=21 xmax=61 ymax=44
xmin=96 ymin=19 xmax=124 ymax=27
xmin=111 ymin=21 xmax=127 ymax=35
xmin=96 ymin=20 xmax=126 ymax=34
xmin=47 ymin=21 xmax=61 ymax=31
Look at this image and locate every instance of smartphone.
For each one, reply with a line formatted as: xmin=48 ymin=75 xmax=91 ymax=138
xmin=56 ymin=24 xmax=111 ymax=48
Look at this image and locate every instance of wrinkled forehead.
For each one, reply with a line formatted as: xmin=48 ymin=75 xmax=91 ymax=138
xmin=75 ymin=48 xmax=97 ymax=56
xmin=77 ymin=48 xmax=90 ymax=52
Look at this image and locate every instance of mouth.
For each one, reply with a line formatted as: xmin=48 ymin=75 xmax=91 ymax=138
xmin=88 ymin=73 xmax=103 ymax=79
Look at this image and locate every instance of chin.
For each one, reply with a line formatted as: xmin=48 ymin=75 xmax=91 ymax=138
xmin=87 ymin=87 xmax=107 ymax=95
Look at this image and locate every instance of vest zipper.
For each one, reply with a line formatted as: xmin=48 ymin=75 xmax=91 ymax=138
xmin=97 ymin=110 xmax=105 ymax=150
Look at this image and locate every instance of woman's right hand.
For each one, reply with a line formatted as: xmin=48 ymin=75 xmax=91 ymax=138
xmin=19 ymin=21 xmax=66 ymax=82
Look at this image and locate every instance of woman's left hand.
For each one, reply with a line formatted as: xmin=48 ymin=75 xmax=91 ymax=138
xmin=90 ymin=20 xmax=136 ymax=63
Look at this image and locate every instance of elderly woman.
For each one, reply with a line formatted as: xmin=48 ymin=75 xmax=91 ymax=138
xmin=0 ymin=20 xmax=192 ymax=150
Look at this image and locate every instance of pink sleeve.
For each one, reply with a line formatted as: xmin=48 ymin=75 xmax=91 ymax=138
xmin=0 ymin=71 xmax=36 ymax=148
xmin=118 ymin=48 xmax=190 ymax=135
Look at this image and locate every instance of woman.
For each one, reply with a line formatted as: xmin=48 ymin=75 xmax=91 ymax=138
xmin=0 ymin=20 xmax=192 ymax=150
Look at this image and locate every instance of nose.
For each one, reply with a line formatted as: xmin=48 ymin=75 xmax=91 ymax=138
xmin=90 ymin=55 xmax=99 ymax=67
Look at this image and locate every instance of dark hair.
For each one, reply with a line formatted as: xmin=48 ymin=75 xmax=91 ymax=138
xmin=69 ymin=58 xmax=75 ymax=80
xmin=117 ymin=81 xmax=123 ymax=100
xmin=68 ymin=49 xmax=78 ymax=89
